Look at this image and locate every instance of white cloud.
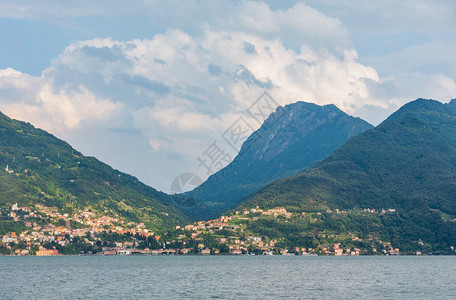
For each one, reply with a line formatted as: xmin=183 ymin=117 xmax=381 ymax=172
xmin=0 ymin=27 xmax=380 ymax=191
xmin=209 ymin=2 xmax=351 ymax=51
xmin=0 ymin=68 xmax=121 ymax=134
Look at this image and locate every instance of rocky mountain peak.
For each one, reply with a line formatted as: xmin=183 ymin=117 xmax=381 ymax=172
xmin=189 ymin=99 xmax=373 ymax=219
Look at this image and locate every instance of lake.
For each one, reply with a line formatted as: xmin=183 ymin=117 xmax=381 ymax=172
xmin=0 ymin=256 xmax=455 ymax=299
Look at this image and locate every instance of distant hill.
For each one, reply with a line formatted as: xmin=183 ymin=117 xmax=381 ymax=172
xmin=0 ymin=111 xmax=190 ymax=230
xmin=238 ymin=99 xmax=456 ymax=253
xmin=189 ymin=101 xmax=373 ymax=218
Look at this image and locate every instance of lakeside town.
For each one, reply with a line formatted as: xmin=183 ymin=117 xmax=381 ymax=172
xmin=0 ymin=201 xmax=414 ymax=256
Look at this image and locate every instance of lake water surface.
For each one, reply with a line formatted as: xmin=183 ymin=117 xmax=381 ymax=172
xmin=1 ymin=256 xmax=455 ymax=299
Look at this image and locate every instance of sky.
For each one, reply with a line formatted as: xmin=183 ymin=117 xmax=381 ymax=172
xmin=1 ymin=0 xmax=456 ymax=192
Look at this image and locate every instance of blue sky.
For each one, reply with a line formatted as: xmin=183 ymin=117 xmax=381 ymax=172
xmin=1 ymin=0 xmax=456 ymax=192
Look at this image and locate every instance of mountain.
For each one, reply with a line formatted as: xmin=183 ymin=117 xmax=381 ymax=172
xmin=0 ymin=111 xmax=190 ymax=230
xmin=238 ymin=99 xmax=456 ymax=254
xmin=188 ymin=101 xmax=373 ymax=218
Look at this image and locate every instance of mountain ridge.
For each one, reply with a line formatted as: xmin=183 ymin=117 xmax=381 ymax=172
xmin=188 ymin=101 xmax=373 ymax=219
xmin=236 ymin=98 xmax=456 ymax=253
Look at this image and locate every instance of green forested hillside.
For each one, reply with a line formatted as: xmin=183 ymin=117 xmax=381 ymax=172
xmin=0 ymin=112 xmax=190 ymax=230
xmin=238 ymin=99 xmax=456 ymax=253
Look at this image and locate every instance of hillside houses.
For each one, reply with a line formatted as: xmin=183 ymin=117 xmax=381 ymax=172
xmin=0 ymin=202 xmax=411 ymax=256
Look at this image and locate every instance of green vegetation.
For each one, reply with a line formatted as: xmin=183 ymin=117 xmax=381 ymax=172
xmin=0 ymin=111 xmax=190 ymax=230
xmin=0 ymin=219 xmax=27 ymax=236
